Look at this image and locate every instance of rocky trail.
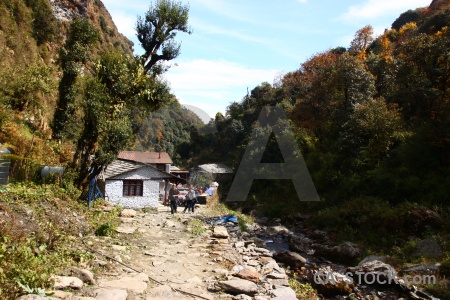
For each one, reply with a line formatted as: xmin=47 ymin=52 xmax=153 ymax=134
xmin=18 ymin=203 xmax=297 ymax=300
xmin=16 ymin=201 xmax=448 ymax=300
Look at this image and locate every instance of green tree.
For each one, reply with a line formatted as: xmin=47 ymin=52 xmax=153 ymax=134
xmin=73 ymin=50 xmax=171 ymax=187
xmin=340 ymin=98 xmax=406 ymax=169
xmin=25 ymin=0 xmax=59 ymax=45
xmin=392 ymin=9 xmax=420 ymax=30
xmin=52 ymin=18 xmax=99 ymax=140
xmin=0 ymin=61 xmax=54 ymax=112
xmin=136 ymin=0 xmax=191 ymax=75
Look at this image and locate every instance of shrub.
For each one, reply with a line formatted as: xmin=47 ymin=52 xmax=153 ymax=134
xmin=188 ymin=218 xmax=206 ymax=236
xmin=287 ymin=271 xmax=318 ymax=299
xmin=95 ymin=221 xmax=116 ymax=236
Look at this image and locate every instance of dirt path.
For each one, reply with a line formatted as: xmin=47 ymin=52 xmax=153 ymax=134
xmin=76 ymin=203 xmax=228 ymax=300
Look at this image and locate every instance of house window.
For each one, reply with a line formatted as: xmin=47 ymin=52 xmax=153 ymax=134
xmin=156 ymin=164 xmax=166 ymax=171
xmin=123 ymin=180 xmax=143 ymax=196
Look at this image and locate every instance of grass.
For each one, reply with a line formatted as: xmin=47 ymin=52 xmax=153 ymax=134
xmin=187 ymin=218 xmax=207 ymax=236
xmin=287 ymin=270 xmax=319 ymax=299
xmin=0 ymin=182 xmax=121 ymax=299
xmin=426 ymin=282 xmax=450 ymax=300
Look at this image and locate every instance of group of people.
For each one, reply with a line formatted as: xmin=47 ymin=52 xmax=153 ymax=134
xmin=168 ymin=184 xmax=198 ymax=214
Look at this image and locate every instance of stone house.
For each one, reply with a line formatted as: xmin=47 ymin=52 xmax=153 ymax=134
xmin=104 ymin=151 xmax=184 ymax=209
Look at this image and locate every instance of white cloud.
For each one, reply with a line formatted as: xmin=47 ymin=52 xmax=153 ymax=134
xmin=109 ymin=12 xmax=137 ymax=37
xmin=339 ymin=0 xmax=431 ymax=23
xmin=165 ymin=59 xmax=280 ymax=117
xmin=166 ymin=59 xmax=279 ymax=90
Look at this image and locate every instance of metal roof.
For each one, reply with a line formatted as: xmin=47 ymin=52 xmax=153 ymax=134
xmin=104 ymin=160 xmax=144 ymax=179
xmin=104 ymin=159 xmax=185 ymax=182
xmin=118 ymin=151 xmax=173 ymax=164
xmin=198 ymin=163 xmax=233 ymax=174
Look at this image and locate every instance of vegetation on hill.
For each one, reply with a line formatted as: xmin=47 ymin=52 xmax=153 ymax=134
xmin=0 ymin=0 xmax=201 ymax=185
xmin=0 ymin=0 xmax=201 ymax=297
xmin=133 ymin=103 xmax=205 ymax=165
xmin=183 ymin=0 xmax=450 ymax=263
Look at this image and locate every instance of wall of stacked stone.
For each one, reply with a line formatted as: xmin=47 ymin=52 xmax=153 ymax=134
xmin=105 ymin=168 xmax=163 ymax=209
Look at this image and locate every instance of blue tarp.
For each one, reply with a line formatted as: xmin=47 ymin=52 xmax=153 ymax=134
xmin=205 ymin=188 xmax=215 ymax=195
xmin=213 ymin=214 xmax=238 ymax=225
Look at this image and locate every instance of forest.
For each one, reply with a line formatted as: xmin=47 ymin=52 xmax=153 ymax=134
xmin=179 ymin=0 xmax=450 ymax=265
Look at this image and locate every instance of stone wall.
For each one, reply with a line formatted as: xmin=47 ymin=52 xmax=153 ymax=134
xmin=105 ymin=167 xmax=166 ymax=209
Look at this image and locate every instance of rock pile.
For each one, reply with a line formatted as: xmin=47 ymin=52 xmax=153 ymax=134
xmin=206 ymin=223 xmax=298 ymax=300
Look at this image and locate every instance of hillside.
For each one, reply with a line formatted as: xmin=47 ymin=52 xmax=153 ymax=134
xmin=186 ymin=3 xmax=450 ymax=296
xmin=0 ymin=0 xmax=134 ymax=174
xmin=0 ymin=0 xmax=202 ymax=183
xmin=1 ymin=0 xmax=133 ymax=131
xmin=133 ymin=104 xmax=205 ymax=165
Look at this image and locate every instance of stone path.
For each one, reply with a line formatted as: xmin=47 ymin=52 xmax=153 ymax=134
xmin=86 ymin=204 xmax=220 ymax=300
xmin=18 ymin=203 xmax=298 ymax=300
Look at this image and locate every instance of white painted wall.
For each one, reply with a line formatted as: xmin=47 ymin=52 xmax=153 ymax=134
xmin=105 ymin=167 xmax=168 ymax=209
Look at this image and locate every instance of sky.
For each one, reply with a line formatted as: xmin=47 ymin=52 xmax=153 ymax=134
xmin=102 ymin=0 xmax=432 ymax=122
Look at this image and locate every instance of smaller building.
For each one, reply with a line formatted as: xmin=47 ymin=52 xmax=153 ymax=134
xmin=170 ymin=165 xmax=190 ymax=181
xmin=104 ymin=158 xmax=184 ymax=209
xmin=197 ymin=163 xmax=233 ymax=181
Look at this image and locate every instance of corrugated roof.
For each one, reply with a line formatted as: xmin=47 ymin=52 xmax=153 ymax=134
xmin=198 ymin=163 xmax=233 ymax=174
xmin=104 ymin=160 xmax=144 ymax=179
xmin=118 ymin=151 xmax=173 ymax=164
xmin=104 ymin=159 xmax=185 ymax=181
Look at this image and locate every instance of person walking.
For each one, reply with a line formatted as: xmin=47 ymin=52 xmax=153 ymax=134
xmin=188 ymin=185 xmax=197 ymax=213
xmin=168 ymin=183 xmax=179 ymax=214
xmin=183 ymin=185 xmax=195 ymax=213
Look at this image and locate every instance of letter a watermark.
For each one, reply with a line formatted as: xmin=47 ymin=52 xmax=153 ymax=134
xmin=226 ymin=106 xmax=320 ymax=202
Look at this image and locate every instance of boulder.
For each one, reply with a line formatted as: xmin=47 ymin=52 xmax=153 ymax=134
xmin=273 ymin=251 xmax=306 ymax=269
xmin=413 ymin=239 xmax=443 ymax=259
xmin=347 ymin=260 xmax=397 ymax=285
xmin=16 ymin=295 xmax=59 ymax=300
xmin=314 ymin=242 xmax=361 ymax=264
xmin=53 ymin=275 xmax=84 ymax=290
xmin=270 ymin=286 xmax=298 ymax=300
xmin=212 ymin=226 xmax=229 ymax=238
xmin=400 ymin=263 xmax=441 ymax=276
xmin=66 ymin=267 xmax=95 ymax=285
xmin=234 ymin=267 xmax=260 ymax=283
xmin=50 ymin=290 xmax=73 ymax=299
xmin=358 ymin=255 xmax=388 ymax=266
xmin=214 ymin=278 xmax=258 ymax=295
xmin=94 ymin=288 xmax=128 ymax=300
xmin=288 ymin=234 xmax=312 ymax=253
xmin=120 ymin=209 xmax=137 ymax=218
